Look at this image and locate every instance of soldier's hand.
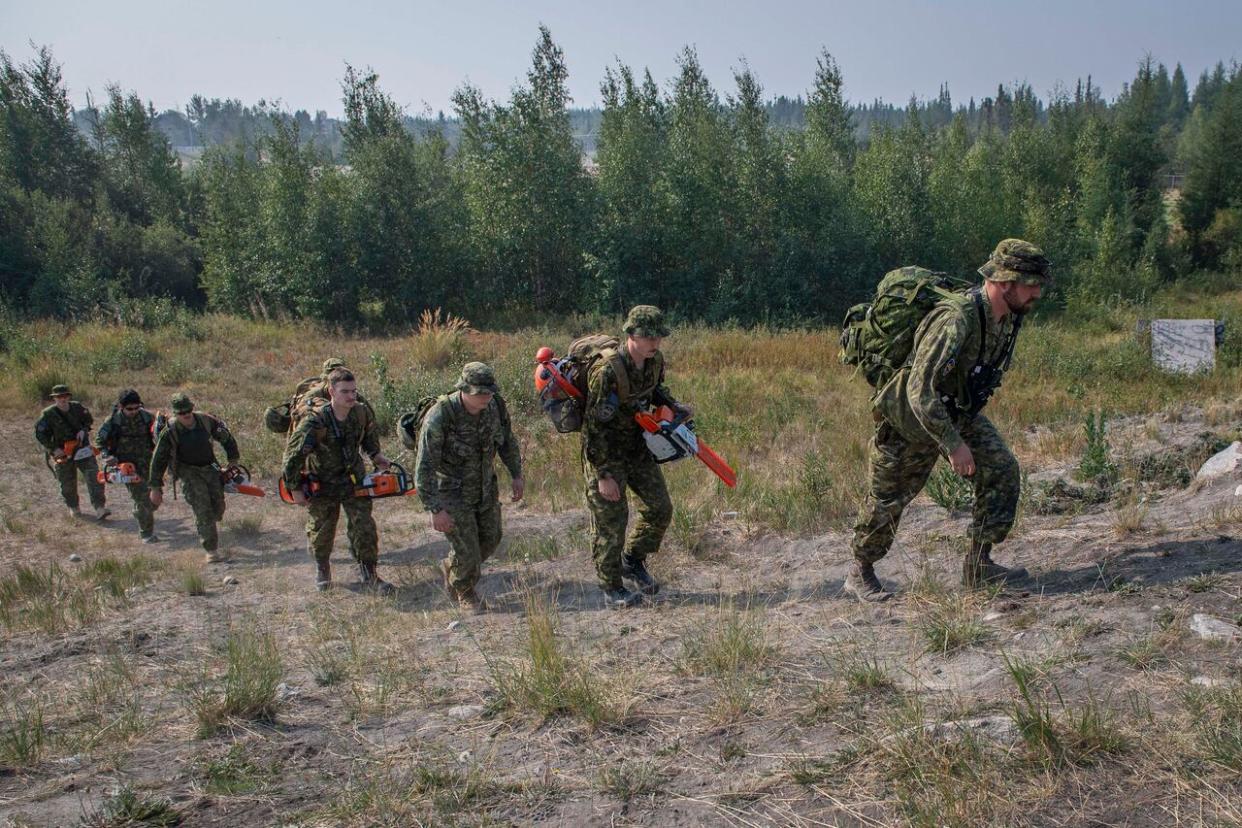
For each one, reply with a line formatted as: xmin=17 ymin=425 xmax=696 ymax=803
xmin=149 ymin=489 xmax=163 ymax=507
xmin=598 ymin=477 xmax=622 ymax=502
xmin=949 ymin=444 xmax=976 ymax=478
xmin=373 ymin=453 xmax=392 ymax=471
xmin=432 ymin=510 xmax=455 ymax=532
xmin=52 ymin=448 xmax=66 ymax=460
xmin=291 ymin=490 xmax=309 ymax=506
xmin=511 ymin=477 xmax=525 ymax=503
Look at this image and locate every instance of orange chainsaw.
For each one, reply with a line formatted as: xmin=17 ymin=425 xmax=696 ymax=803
xmin=279 ymin=462 xmax=416 ymax=503
xmin=535 ymin=347 xmax=737 ymax=487
xmin=97 ymin=462 xmax=143 ymax=485
xmin=52 ymin=438 xmax=99 ymax=466
xmin=220 ymin=464 xmax=265 ymax=497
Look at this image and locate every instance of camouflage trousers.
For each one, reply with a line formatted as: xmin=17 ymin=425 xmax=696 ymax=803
xmin=306 ymin=495 xmax=378 ymax=566
xmin=178 ymin=465 xmax=225 ymax=552
xmin=585 ymin=452 xmax=672 ymax=590
xmin=851 ymin=415 xmax=1020 ymax=564
xmin=443 ymin=496 xmax=503 ymax=593
xmin=123 ymin=480 xmax=156 ymax=537
xmin=53 ymin=455 xmax=105 ymax=511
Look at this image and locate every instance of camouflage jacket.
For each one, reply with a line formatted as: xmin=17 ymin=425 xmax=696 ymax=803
xmin=95 ymin=408 xmax=156 ymax=466
xmin=582 ymin=348 xmax=676 ymax=479
xmin=150 ymin=414 xmax=240 ymax=488
xmin=34 ymin=402 xmax=93 ymax=452
xmin=875 ymin=288 xmax=1017 ymax=454
xmin=283 ymin=402 xmax=380 ymax=495
xmin=415 ymin=392 xmax=522 ymax=513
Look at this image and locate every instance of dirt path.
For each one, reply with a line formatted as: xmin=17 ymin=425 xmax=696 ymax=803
xmin=0 ymin=411 xmax=1239 ymax=826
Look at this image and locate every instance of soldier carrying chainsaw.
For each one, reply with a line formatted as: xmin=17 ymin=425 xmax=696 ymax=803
xmin=95 ymin=389 xmax=158 ymax=542
xmin=283 ymin=367 xmax=399 ymax=594
xmin=535 ymin=305 xmax=730 ymax=608
xmin=34 ymin=384 xmax=109 ymax=520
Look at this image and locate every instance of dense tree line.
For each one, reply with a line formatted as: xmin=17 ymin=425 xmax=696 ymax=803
xmin=2 ymin=33 xmax=1240 ymax=326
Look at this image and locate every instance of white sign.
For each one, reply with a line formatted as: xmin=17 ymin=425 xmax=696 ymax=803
xmin=1151 ymin=319 xmax=1216 ymax=374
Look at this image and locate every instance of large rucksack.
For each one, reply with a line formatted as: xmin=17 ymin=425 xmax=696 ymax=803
xmin=397 ymin=393 xmax=511 ymax=452
xmin=538 ymin=335 xmax=661 ymax=433
xmin=838 ymin=267 xmax=973 ymax=389
xmin=263 ymin=376 xmax=323 ymax=434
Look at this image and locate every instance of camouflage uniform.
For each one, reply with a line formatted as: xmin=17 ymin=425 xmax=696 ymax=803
xmin=583 ymin=306 xmax=679 ymax=592
xmin=34 ymin=387 xmax=106 ymax=513
xmin=282 ymin=399 xmax=382 ymax=567
xmin=149 ymin=394 xmax=240 ymax=554
xmin=415 ymin=363 xmax=522 ymax=596
xmin=850 ymin=240 xmax=1049 ymax=589
xmin=95 ymin=393 xmax=157 ymax=538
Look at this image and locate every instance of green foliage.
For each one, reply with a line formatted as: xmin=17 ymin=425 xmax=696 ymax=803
xmin=926 ymin=463 xmax=974 ymax=511
xmin=3 ymin=41 xmax=1240 ymax=324
xmin=1078 ymin=410 xmax=1118 ymax=483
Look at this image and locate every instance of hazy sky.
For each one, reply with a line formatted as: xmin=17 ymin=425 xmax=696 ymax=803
xmin=2 ymin=0 xmax=1239 ymax=116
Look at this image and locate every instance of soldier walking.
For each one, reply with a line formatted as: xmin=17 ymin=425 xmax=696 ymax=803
xmin=583 ymin=305 xmax=690 ymax=608
xmin=283 ymin=368 xmax=395 ymax=594
xmin=149 ymin=393 xmax=240 ymax=563
xmin=96 ymin=389 xmax=159 ymax=542
xmin=35 ymin=384 xmax=109 ymax=519
xmin=415 ymin=362 xmax=524 ymax=613
xmin=846 ymin=239 xmax=1051 ymax=602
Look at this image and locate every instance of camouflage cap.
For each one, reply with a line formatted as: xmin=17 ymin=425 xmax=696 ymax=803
xmin=170 ymin=393 xmax=194 ymax=414
xmin=978 ymin=238 xmax=1051 ymax=285
xmin=49 ymin=384 xmax=71 ymax=397
xmin=322 ymin=357 xmax=347 ymax=374
xmin=623 ymin=305 xmax=671 ymax=338
xmin=455 ymin=362 xmax=499 ymax=395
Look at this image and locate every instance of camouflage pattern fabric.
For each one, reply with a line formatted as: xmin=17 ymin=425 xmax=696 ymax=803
xmin=149 ymin=414 xmax=239 ymax=489
xmin=96 ymin=409 xmax=156 ymax=535
xmin=584 ymin=452 xmax=672 ymax=590
xmin=179 ymin=463 xmax=225 ymax=552
xmin=441 ymin=499 xmax=503 ymax=592
xmin=623 ymin=305 xmax=671 ymax=338
xmin=581 ymin=343 xmax=679 ymax=589
xmin=873 ymin=287 xmax=1016 ymax=455
xmin=284 ymin=402 xmax=382 ymax=562
xmin=977 ymin=238 xmax=1051 ymax=285
xmin=306 ymin=495 xmax=377 ymax=565
xmin=53 ymin=456 xmax=105 ymax=510
xmin=415 ymin=392 xmax=522 ymax=514
xmin=415 ymin=389 xmax=522 ymax=591
xmin=851 ymin=416 xmax=1020 ymax=563
xmin=282 ymin=403 xmax=380 ymax=498
xmin=35 ymin=401 xmax=105 ymax=510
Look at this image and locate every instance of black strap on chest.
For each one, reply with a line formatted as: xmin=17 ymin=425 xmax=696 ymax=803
xmin=947 ymin=289 xmax=1023 ymax=418
xmin=322 ymin=403 xmax=361 ymax=485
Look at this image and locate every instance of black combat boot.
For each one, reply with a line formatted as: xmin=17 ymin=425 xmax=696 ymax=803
xmin=601 ymin=584 xmax=644 ymax=608
xmin=621 ymin=554 xmax=660 ymax=595
xmin=962 ymin=541 xmax=1028 ymax=588
xmin=358 ymin=561 xmax=395 ymax=596
xmin=316 ymin=559 xmax=332 ymax=592
xmin=843 ymin=560 xmax=892 ymax=603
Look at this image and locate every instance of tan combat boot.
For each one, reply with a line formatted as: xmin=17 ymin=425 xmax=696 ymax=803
xmin=844 ymin=560 xmax=892 ymax=603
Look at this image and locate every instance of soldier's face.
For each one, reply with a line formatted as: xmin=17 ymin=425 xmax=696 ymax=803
xmin=461 ymin=391 xmax=494 ymax=415
xmin=629 ymin=335 xmax=663 ymax=360
xmin=330 ymin=380 xmax=358 ymax=408
xmin=52 ymin=394 xmax=70 ymax=411
xmin=122 ymin=404 xmax=142 ymax=419
xmin=1004 ymin=283 xmax=1043 ymax=315
xmin=176 ymin=411 xmax=195 ymax=426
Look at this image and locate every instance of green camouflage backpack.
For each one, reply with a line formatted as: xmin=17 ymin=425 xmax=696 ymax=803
xmin=398 ymin=395 xmax=449 ymax=452
xmin=839 ymin=267 xmax=973 ymax=388
xmin=263 ymin=375 xmax=323 ymax=434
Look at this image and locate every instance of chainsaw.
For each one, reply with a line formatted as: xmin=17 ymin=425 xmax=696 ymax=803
xmin=220 ymin=464 xmax=265 ymax=497
xmin=97 ymin=462 xmax=143 ymax=485
xmin=279 ymin=462 xmax=416 ymax=503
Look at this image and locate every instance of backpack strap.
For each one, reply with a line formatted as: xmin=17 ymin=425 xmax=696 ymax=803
xmin=602 ymin=348 xmax=662 ymax=404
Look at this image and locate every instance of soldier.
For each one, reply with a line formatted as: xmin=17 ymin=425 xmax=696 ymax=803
xmin=149 ymin=393 xmax=241 ymax=563
xmin=35 ymin=384 xmax=109 ymax=519
xmin=583 ymin=305 xmax=690 ymax=608
xmin=95 ymin=389 xmax=158 ymax=542
xmin=415 ymin=362 xmax=524 ymax=613
xmin=845 ymin=239 xmax=1051 ymax=602
xmin=283 ymin=368 xmax=395 ymax=594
